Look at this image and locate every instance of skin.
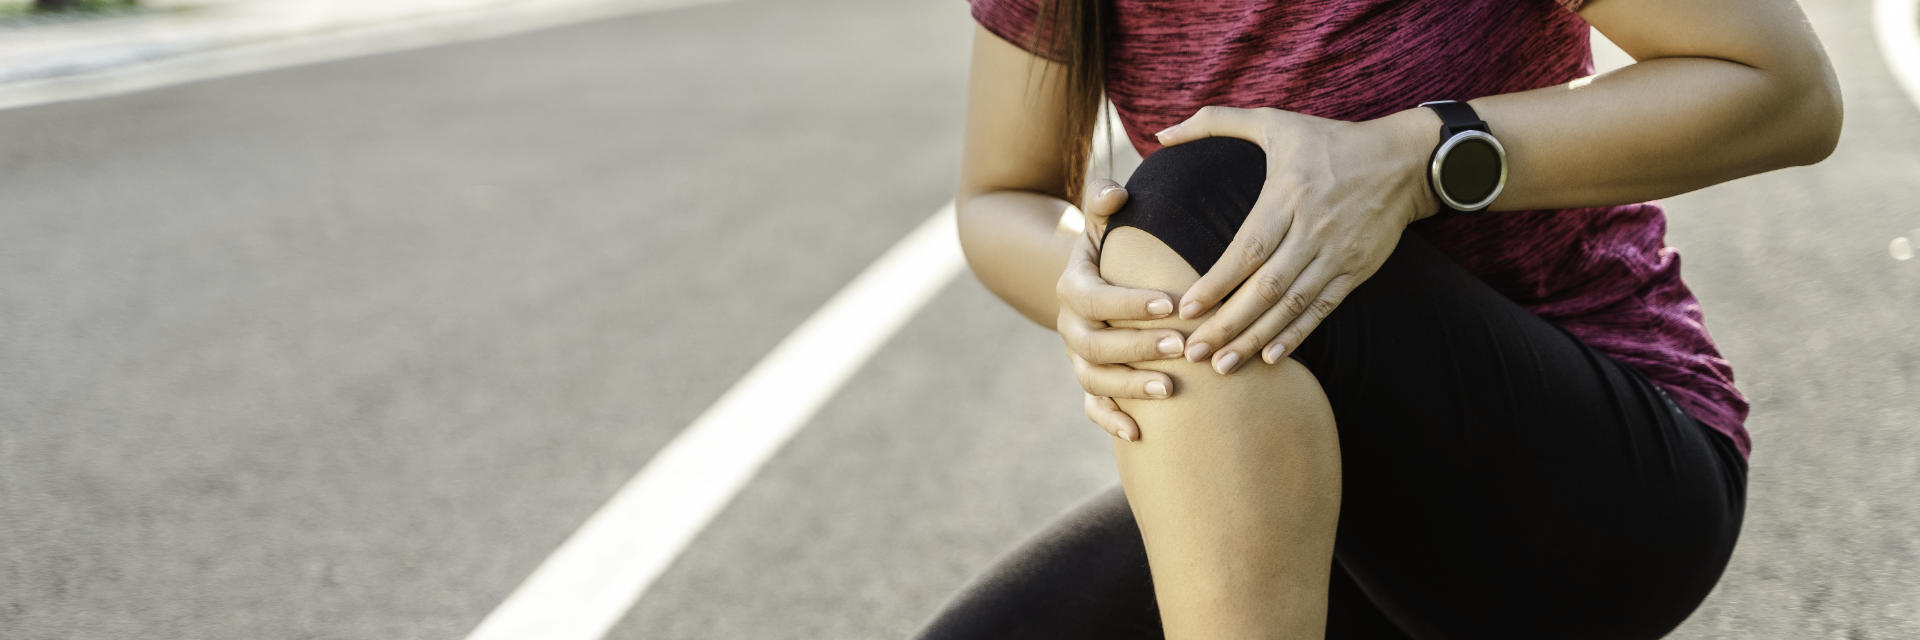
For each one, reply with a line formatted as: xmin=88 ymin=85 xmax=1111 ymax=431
xmin=1100 ymin=226 xmax=1344 ymax=638
xmin=956 ymin=0 xmax=1839 ymax=636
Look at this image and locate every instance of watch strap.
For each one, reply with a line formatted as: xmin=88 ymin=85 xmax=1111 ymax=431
xmin=1420 ymin=99 xmax=1489 ymax=138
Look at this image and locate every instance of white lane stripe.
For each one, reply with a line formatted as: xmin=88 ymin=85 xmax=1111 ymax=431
xmin=1589 ymin=28 xmax=1633 ymax=74
xmin=0 ymin=0 xmax=732 ymax=111
xmin=1874 ymin=0 xmax=1920 ymax=112
xmin=465 ymin=203 xmax=965 ymax=640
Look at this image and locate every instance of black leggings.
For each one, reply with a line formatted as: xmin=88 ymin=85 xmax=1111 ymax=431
xmin=915 ymin=138 xmax=1749 ymax=639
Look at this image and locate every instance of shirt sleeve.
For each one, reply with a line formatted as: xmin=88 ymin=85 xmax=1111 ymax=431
xmin=969 ymin=0 xmax=1071 ymax=62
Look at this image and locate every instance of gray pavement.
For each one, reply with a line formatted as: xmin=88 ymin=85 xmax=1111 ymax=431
xmin=2 ymin=0 xmax=1916 ymax=638
xmin=3 ymin=0 xmax=960 ymax=636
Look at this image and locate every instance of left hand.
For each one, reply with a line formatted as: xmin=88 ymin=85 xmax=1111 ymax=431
xmin=1153 ymin=106 xmax=1438 ymax=374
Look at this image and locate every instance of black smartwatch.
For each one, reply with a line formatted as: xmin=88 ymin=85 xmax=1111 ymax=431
xmin=1418 ymin=100 xmax=1507 ymax=214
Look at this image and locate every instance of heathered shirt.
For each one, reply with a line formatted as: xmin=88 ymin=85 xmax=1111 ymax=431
xmin=972 ymin=0 xmax=1753 ymax=460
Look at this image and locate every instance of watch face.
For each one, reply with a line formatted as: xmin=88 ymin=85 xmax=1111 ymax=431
xmin=1441 ymin=136 xmax=1503 ymax=206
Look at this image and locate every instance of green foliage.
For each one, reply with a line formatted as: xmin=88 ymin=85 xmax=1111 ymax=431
xmin=0 ymin=0 xmax=139 ymax=17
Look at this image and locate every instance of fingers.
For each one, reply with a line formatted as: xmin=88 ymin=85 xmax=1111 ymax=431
xmin=1177 ymin=190 xmax=1294 ymax=321
xmin=1071 ymin=351 xmax=1175 ymax=400
xmin=1083 ymin=178 xmax=1127 ymax=240
xmin=1060 ymin=234 xmax=1177 ymax=322
xmin=1085 ymin=393 xmax=1141 ymax=442
xmin=1211 ymin=260 xmax=1344 ymax=372
xmin=1186 ymin=243 xmax=1318 ymax=370
xmin=1259 ymin=271 xmax=1358 ymax=364
xmin=1154 ymin=105 xmax=1268 ymax=147
xmin=1059 ymin=309 xmax=1185 ymax=365
xmin=1068 ymin=223 xmax=1101 ymax=268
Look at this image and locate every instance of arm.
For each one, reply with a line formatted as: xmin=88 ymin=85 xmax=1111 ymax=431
xmin=960 ymin=23 xmax=1188 ymax=440
xmin=1380 ymin=0 xmax=1843 ymax=217
xmin=955 ymin=23 xmax=1081 ymax=329
xmin=1150 ymin=0 xmax=1841 ymax=371
xmin=956 ymin=190 xmax=1079 ymax=328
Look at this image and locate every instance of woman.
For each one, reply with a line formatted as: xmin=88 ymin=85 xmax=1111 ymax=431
xmin=920 ymin=0 xmax=1839 ymax=637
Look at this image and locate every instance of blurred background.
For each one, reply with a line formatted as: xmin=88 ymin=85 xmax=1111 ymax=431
xmin=1 ymin=0 xmax=1915 ymax=638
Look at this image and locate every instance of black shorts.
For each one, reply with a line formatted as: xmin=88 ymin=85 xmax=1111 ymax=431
xmin=915 ymin=138 xmax=1749 ymax=639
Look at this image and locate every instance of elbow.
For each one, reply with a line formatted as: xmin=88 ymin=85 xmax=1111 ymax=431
xmin=953 ymin=190 xmax=1013 ymax=287
xmin=953 ymin=191 xmax=988 ymax=272
xmin=1784 ymin=64 xmax=1844 ymax=166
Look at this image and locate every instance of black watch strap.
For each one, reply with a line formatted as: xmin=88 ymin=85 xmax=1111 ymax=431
xmin=1420 ymin=99 xmax=1489 ymax=138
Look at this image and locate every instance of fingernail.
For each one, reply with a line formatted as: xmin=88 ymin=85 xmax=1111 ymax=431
xmin=1147 ymin=298 xmax=1173 ymax=317
xmin=1185 ymin=342 xmax=1212 ymax=362
xmin=1215 ymin=351 xmax=1241 ymax=375
xmin=1264 ymin=342 xmax=1287 ymax=363
xmin=1179 ymin=300 xmax=1203 ymax=319
xmin=1154 ymin=125 xmax=1177 ymax=139
xmin=1118 ymin=427 xmax=1136 ymax=442
xmin=1156 ymin=335 xmax=1183 ymax=355
xmin=1100 ymin=184 xmax=1122 ymax=199
xmin=1145 ymin=379 xmax=1169 ymax=398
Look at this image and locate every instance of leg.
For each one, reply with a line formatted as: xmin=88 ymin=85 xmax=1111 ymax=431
xmin=910 ymin=486 xmax=1163 ymax=640
xmin=1325 ymin=562 xmax=1416 ymax=639
xmin=1099 ymin=225 xmax=1343 ymax=639
xmin=911 ymin=486 xmax=1413 ymax=640
xmin=1272 ymin=225 xmax=1749 ymax=638
xmin=1092 ymin=137 xmax=1745 ymax=638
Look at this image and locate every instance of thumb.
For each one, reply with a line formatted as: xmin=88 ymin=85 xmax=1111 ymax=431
xmin=1083 ymin=178 xmax=1127 ymax=240
xmin=1154 ymin=105 xmax=1260 ymax=147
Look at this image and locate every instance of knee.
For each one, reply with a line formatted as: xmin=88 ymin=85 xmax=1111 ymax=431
xmin=1095 ymin=140 xmax=1337 ymax=430
xmin=1098 ymin=227 xmax=1332 ymax=429
xmin=1100 ymin=136 xmax=1268 ymax=277
xmin=1096 ymin=136 xmax=1267 ymax=295
xmin=1099 ymin=226 xmax=1199 ymax=304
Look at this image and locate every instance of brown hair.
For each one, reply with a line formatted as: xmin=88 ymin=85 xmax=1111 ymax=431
xmin=1033 ymin=0 xmax=1107 ymax=208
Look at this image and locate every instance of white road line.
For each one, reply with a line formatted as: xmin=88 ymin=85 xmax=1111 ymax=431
xmin=465 ymin=204 xmax=965 ymax=640
xmin=0 ymin=0 xmax=732 ymax=111
xmin=1874 ymin=0 xmax=1920 ymax=112
xmin=1589 ymin=28 xmax=1633 ymax=74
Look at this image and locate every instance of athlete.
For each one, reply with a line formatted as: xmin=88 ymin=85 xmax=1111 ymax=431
xmin=917 ymin=0 xmax=1842 ymax=637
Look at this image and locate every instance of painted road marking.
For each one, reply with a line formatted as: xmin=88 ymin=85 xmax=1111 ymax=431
xmin=1589 ymin=28 xmax=1633 ymax=73
xmin=0 ymin=0 xmax=733 ymax=111
xmin=464 ymin=204 xmax=965 ymax=640
xmin=1875 ymin=0 xmax=1920 ymax=112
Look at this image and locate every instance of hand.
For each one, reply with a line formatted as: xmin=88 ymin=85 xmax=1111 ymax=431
xmin=1057 ymin=178 xmax=1187 ymax=442
xmin=1154 ymin=106 xmax=1436 ymax=374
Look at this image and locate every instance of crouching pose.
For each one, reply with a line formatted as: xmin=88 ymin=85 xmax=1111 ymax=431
xmin=919 ymin=0 xmax=1840 ymax=636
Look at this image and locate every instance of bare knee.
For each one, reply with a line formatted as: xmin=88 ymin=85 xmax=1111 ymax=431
xmin=1099 ymin=226 xmax=1201 ymax=306
xmin=1099 ymin=223 xmax=1341 ymax=640
xmin=1097 ymin=226 xmax=1331 ymax=423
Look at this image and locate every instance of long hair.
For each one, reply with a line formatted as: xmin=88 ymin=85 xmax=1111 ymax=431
xmin=1033 ymin=0 xmax=1107 ymax=209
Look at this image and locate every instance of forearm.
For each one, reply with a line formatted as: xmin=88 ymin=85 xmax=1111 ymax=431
xmin=1377 ymin=54 xmax=1841 ymax=218
xmin=955 ymin=189 xmax=1081 ymax=329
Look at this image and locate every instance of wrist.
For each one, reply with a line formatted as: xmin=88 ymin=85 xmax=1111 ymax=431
xmin=1372 ymin=107 xmax=1444 ymax=223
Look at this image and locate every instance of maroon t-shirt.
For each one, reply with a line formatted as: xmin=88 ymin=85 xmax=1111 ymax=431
xmin=972 ymin=0 xmax=1753 ymax=460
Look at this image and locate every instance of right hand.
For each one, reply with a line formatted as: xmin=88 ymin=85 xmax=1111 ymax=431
xmin=1057 ymin=178 xmax=1188 ymax=442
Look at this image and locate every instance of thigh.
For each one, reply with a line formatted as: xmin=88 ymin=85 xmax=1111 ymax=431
xmin=1106 ymin=137 xmax=1747 ymax=638
xmin=909 ymin=486 xmax=1162 ymax=640
xmin=1293 ymin=226 xmax=1747 ymax=638
xmin=911 ymin=485 xmax=1415 ymax=639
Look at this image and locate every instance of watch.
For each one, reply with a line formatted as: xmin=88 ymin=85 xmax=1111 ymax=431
xmin=1418 ymin=100 xmax=1508 ymax=214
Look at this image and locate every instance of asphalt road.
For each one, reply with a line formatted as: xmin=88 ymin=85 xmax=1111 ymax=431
xmin=1 ymin=0 xmax=1916 ymax=638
